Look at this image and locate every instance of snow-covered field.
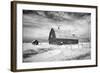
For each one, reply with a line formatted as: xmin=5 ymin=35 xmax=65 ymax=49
xmin=23 ymin=42 xmax=91 ymax=62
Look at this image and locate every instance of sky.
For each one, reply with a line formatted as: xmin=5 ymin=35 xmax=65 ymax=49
xmin=23 ymin=10 xmax=91 ymax=42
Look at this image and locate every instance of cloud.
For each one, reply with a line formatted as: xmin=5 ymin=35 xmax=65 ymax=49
xmin=23 ymin=10 xmax=91 ymax=42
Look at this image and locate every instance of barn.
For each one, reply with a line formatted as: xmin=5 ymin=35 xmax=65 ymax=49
xmin=48 ymin=28 xmax=78 ymax=45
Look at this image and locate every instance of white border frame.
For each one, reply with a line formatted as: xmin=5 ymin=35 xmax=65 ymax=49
xmin=16 ymin=3 xmax=96 ymax=69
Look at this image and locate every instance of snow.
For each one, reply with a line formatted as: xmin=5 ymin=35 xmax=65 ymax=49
xmin=23 ymin=42 xmax=91 ymax=62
